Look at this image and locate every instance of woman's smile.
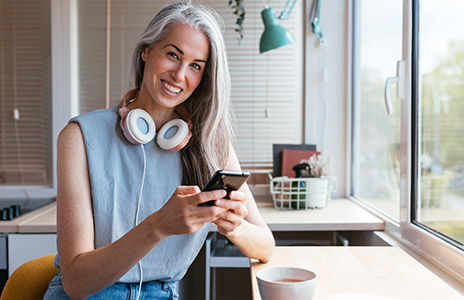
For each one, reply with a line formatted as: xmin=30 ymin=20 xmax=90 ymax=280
xmin=161 ymin=79 xmax=182 ymax=95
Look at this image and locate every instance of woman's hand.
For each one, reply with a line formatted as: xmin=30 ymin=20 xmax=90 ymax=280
xmin=212 ymin=190 xmax=248 ymax=236
xmin=151 ymin=186 xmax=227 ymax=238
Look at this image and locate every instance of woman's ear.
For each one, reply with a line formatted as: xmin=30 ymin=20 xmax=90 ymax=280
xmin=141 ymin=46 xmax=148 ymax=62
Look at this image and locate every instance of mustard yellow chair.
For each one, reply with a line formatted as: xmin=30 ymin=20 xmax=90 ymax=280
xmin=0 ymin=254 xmax=58 ymax=300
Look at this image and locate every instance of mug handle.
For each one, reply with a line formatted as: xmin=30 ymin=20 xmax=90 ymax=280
xmin=321 ymin=176 xmax=337 ymax=200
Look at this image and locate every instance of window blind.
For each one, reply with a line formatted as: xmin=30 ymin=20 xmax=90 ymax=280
xmin=77 ymin=0 xmax=303 ymax=170
xmin=0 ymin=0 xmax=51 ymax=186
xmin=209 ymin=0 xmax=303 ymax=169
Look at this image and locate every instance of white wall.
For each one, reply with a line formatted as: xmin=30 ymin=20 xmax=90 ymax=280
xmin=304 ymin=0 xmax=348 ymax=198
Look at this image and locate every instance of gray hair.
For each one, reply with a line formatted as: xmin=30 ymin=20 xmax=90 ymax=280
xmin=131 ymin=1 xmax=233 ymax=186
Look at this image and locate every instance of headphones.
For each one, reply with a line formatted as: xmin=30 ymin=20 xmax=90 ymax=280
xmin=118 ymin=89 xmax=193 ymax=152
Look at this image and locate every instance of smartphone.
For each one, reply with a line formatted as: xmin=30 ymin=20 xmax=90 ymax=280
xmin=198 ymin=170 xmax=251 ymax=206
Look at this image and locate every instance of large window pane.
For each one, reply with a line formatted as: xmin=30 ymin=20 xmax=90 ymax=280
xmin=352 ymin=0 xmax=402 ymax=220
xmin=417 ymin=0 xmax=464 ymax=245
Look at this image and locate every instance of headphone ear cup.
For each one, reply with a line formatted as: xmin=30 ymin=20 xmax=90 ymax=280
xmin=156 ymin=119 xmax=192 ymax=152
xmin=123 ymin=109 xmax=156 ymax=145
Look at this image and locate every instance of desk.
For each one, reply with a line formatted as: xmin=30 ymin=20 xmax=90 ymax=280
xmin=0 ymin=198 xmax=384 ymax=233
xmin=255 ymin=197 xmax=384 ymax=231
xmin=250 ymin=246 xmax=462 ymax=300
xmin=0 ymin=202 xmax=56 ymax=233
xmin=206 ymin=198 xmax=385 ymax=300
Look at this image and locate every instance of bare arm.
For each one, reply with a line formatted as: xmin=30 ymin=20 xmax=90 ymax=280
xmin=57 ymin=123 xmax=226 ymax=299
xmin=212 ymin=145 xmax=275 ymax=262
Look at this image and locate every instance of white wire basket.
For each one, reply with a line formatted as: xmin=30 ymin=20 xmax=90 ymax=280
xmin=269 ymin=174 xmax=337 ymax=209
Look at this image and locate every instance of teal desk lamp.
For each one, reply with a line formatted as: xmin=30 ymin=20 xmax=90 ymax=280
xmin=259 ymin=0 xmax=297 ymax=53
xmin=259 ymin=0 xmax=323 ymax=53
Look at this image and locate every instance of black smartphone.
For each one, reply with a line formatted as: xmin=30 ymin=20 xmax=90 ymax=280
xmin=198 ymin=170 xmax=251 ymax=206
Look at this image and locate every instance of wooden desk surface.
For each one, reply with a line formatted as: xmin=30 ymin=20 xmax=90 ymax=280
xmin=250 ymin=246 xmax=462 ymax=300
xmin=0 ymin=202 xmax=56 ymax=233
xmin=256 ymin=197 xmax=385 ymax=231
xmin=1 ymin=198 xmax=384 ymax=234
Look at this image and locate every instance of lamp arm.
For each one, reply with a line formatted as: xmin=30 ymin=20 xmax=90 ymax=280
xmin=279 ymin=0 xmax=298 ymax=20
xmin=310 ymin=0 xmax=323 ymax=38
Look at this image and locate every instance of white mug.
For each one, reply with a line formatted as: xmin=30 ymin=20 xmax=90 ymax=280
xmin=305 ymin=176 xmax=337 ymax=208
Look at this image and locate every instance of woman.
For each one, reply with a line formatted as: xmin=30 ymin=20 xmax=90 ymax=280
xmin=44 ymin=1 xmax=274 ymax=299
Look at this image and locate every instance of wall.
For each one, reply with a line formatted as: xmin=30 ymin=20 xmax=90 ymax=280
xmin=305 ymin=0 xmax=349 ymax=198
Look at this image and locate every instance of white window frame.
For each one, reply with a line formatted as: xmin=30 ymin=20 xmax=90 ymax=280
xmin=400 ymin=0 xmax=464 ymax=282
xmin=348 ymin=0 xmax=464 ymax=284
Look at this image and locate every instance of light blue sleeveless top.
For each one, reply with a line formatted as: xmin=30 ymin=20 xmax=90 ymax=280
xmin=54 ymin=106 xmax=210 ymax=283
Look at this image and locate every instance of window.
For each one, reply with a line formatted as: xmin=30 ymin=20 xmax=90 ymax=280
xmin=351 ymin=0 xmax=403 ymax=221
xmin=414 ymin=0 xmax=464 ymax=247
xmin=76 ymin=0 xmax=303 ymax=171
xmin=0 ymin=0 xmax=52 ymax=187
xmin=351 ymin=0 xmax=464 ymax=281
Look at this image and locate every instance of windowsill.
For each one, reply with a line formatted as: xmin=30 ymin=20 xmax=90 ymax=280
xmin=347 ymin=196 xmax=464 ymax=296
xmin=251 ymin=186 xmax=463 ymax=296
xmin=254 ymin=195 xmax=385 ymax=232
xmin=375 ymin=231 xmax=464 ymax=296
xmin=250 ymin=246 xmax=463 ymax=300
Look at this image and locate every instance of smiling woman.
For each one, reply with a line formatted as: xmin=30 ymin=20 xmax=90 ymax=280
xmin=43 ymin=2 xmax=274 ymax=299
xmin=134 ymin=24 xmax=210 ymax=116
xmin=77 ymin=0 xmax=304 ymax=174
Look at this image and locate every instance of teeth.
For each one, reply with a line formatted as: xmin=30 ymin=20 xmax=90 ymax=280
xmin=162 ymin=81 xmax=181 ymax=94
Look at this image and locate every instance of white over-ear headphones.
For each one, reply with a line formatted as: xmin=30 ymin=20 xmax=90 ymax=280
xmin=118 ymin=89 xmax=193 ymax=152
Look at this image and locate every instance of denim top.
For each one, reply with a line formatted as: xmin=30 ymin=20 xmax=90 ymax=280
xmin=54 ymin=106 xmax=210 ymax=282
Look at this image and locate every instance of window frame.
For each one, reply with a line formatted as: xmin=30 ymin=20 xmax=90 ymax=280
xmin=349 ymin=0 xmax=464 ymax=283
xmin=402 ymin=0 xmax=464 ymax=280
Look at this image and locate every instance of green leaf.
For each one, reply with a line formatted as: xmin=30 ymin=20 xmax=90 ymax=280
xmin=228 ymin=0 xmax=245 ymax=41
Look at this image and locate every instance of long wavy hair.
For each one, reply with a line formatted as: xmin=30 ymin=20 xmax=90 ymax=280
xmin=131 ymin=1 xmax=233 ymax=187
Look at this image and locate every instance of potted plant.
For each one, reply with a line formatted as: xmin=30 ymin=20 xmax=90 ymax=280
xmin=228 ymin=0 xmax=245 ymax=40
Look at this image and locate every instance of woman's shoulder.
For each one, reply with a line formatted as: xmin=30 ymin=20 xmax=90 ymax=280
xmin=57 ymin=122 xmax=84 ymax=150
xmin=61 ymin=106 xmax=120 ymax=147
xmin=69 ymin=106 xmax=119 ymax=125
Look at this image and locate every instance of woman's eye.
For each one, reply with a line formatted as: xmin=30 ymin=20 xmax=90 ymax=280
xmin=191 ymin=63 xmax=201 ymax=71
xmin=168 ymin=52 xmax=179 ymax=60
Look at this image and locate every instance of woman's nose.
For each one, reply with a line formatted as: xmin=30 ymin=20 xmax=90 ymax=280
xmin=171 ymin=64 xmax=187 ymax=82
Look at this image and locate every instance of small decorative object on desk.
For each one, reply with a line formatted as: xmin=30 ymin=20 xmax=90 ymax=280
xmin=269 ymin=155 xmax=337 ymax=209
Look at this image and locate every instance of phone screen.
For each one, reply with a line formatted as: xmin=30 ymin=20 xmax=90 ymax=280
xmin=198 ymin=170 xmax=250 ymax=206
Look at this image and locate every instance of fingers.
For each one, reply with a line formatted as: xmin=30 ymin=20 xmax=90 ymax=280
xmin=214 ymin=190 xmax=248 ymax=218
xmin=195 ymin=189 xmax=227 ymax=205
xmin=212 ymin=212 xmax=244 ymax=234
xmin=214 ymin=199 xmax=248 ymax=219
xmin=179 ymin=205 xmax=226 ymax=232
xmin=174 ymin=186 xmax=228 ymax=206
xmin=212 ymin=191 xmax=248 ymax=235
xmin=175 ymin=185 xmax=201 ymax=195
xmin=194 ymin=204 xmax=228 ymax=224
xmin=228 ymin=191 xmax=247 ymax=203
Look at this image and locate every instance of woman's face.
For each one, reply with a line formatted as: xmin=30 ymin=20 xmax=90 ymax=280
xmin=141 ymin=23 xmax=210 ymax=110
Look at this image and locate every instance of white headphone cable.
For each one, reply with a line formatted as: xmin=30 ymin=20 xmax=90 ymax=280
xmin=135 ymin=144 xmax=146 ymax=300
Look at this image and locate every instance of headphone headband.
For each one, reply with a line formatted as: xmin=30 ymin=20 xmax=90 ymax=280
xmin=118 ymin=88 xmax=192 ymax=124
xmin=118 ymin=89 xmax=138 ymax=130
xmin=118 ymin=89 xmax=193 ymax=151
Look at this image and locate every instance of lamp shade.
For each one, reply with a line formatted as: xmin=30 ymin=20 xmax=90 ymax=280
xmin=259 ymin=7 xmax=296 ymax=53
